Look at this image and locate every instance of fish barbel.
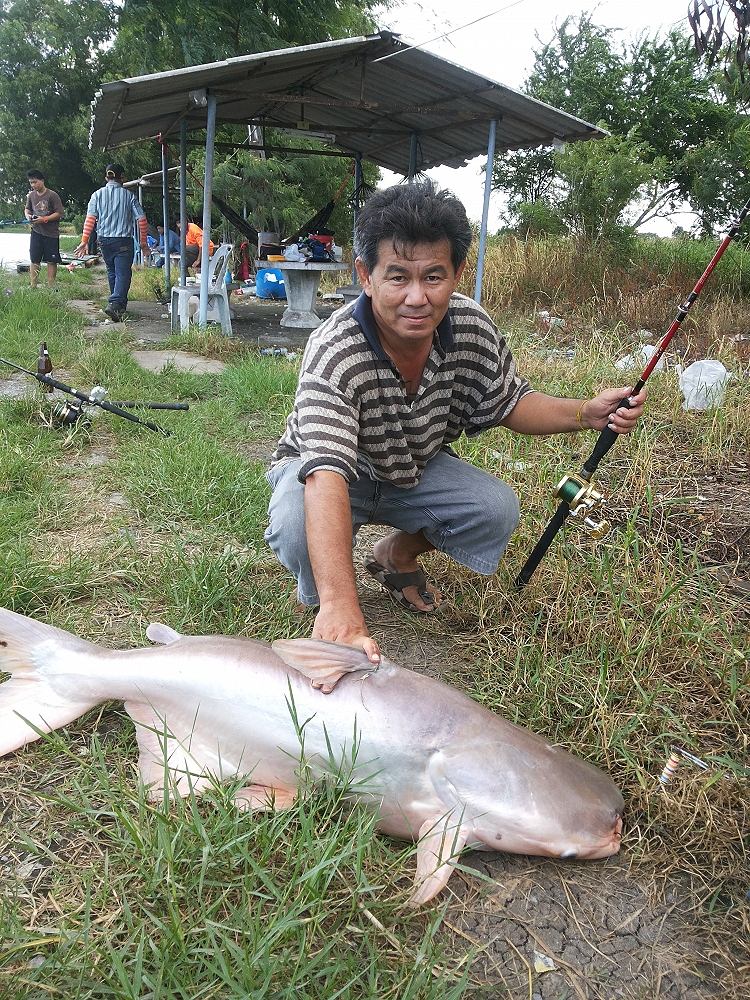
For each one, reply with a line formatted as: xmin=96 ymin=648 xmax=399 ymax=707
xmin=0 ymin=607 xmax=623 ymax=906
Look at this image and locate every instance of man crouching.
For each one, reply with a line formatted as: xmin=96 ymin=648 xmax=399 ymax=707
xmin=265 ymin=182 xmax=645 ymax=661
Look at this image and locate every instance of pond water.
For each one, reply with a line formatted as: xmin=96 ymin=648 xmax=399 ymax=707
xmin=0 ymin=232 xmax=30 ymax=269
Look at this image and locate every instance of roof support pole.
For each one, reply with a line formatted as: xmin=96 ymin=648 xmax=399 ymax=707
xmin=198 ymin=92 xmax=217 ymax=328
xmin=136 ymin=181 xmax=145 ymax=264
xmin=408 ymin=132 xmax=418 ymax=181
xmin=160 ymin=137 xmax=171 ymax=296
xmin=179 ymin=121 xmax=188 ymax=287
xmin=474 ymin=118 xmax=497 ymax=304
xmin=352 ymin=152 xmax=362 ymax=284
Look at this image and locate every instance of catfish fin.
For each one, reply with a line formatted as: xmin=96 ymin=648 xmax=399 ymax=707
xmin=408 ymin=814 xmax=470 ymax=908
xmin=271 ymin=638 xmax=379 ymax=693
xmin=233 ymin=784 xmax=297 ymax=812
xmin=124 ymin=700 xmax=217 ymax=799
xmin=146 ymin=623 xmax=183 ymax=645
xmin=0 ymin=606 xmax=100 ymax=756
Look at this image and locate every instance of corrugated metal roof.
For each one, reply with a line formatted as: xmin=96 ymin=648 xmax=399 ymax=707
xmin=90 ymin=31 xmax=605 ymax=173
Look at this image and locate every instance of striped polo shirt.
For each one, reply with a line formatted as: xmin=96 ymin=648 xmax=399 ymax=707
xmin=271 ymin=292 xmax=533 ymax=490
xmin=85 ymin=181 xmax=145 ymax=237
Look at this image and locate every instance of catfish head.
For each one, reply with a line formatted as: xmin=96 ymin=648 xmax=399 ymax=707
xmin=434 ymin=730 xmax=624 ymax=862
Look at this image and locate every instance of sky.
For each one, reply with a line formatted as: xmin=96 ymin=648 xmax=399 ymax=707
xmin=374 ymin=0 xmax=698 ymax=233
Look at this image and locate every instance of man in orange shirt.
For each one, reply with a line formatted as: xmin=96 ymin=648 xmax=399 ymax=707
xmin=177 ymin=220 xmax=215 ymax=272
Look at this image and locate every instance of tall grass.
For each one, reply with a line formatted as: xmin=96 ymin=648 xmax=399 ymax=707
xmin=459 ymin=232 xmax=750 ymax=345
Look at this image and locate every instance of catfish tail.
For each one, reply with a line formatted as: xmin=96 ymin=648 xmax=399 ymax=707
xmin=0 ymin=607 xmax=103 ymax=755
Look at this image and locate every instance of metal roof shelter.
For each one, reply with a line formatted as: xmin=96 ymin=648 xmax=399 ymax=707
xmin=89 ymin=30 xmax=605 ymax=325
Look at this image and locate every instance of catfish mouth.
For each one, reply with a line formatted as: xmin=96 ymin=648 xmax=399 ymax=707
xmin=476 ymin=811 xmax=623 ymax=860
xmin=568 ymin=811 xmax=623 ymax=860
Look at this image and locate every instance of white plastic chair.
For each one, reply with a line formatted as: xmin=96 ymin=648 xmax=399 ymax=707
xmin=171 ymin=243 xmax=234 ymax=335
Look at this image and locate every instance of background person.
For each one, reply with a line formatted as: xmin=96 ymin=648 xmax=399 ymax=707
xmin=74 ymin=163 xmax=150 ymax=322
xmin=149 ymin=223 xmax=180 ymax=267
xmin=24 ymin=169 xmax=64 ymax=288
xmin=265 ymin=181 xmax=647 ymax=662
xmin=177 ymin=219 xmax=214 ymax=272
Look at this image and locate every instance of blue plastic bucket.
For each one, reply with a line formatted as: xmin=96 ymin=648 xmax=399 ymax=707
xmin=255 ymin=267 xmax=286 ymax=300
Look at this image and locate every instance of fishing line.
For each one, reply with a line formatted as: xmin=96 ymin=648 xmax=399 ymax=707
xmin=374 ymin=0 xmax=530 ymax=63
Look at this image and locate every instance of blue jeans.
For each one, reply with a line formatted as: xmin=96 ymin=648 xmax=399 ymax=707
xmin=265 ymin=450 xmax=521 ymax=605
xmin=99 ymin=237 xmax=135 ymax=313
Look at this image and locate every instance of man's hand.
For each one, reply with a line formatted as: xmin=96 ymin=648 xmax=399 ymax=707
xmin=583 ymin=385 xmax=647 ymax=434
xmin=313 ymin=601 xmax=381 ymax=664
xmin=142 ymin=246 xmax=151 ymax=259
xmin=73 ymin=242 xmax=87 ymax=258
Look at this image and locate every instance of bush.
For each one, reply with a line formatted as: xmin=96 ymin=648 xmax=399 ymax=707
xmin=514 ymin=200 xmax=567 ymax=237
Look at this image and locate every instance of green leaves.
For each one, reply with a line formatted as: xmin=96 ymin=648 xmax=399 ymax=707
xmin=0 ymin=0 xmax=119 ymax=208
xmin=494 ymin=12 xmax=750 ymax=237
xmin=0 ymin=0 xmax=387 ymax=214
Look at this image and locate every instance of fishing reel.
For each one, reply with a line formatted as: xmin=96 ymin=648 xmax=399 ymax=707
xmin=48 ymin=386 xmax=106 ymax=430
xmin=555 ymin=473 xmax=611 ymax=540
xmin=49 ymin=398 xmax=88 ymax=428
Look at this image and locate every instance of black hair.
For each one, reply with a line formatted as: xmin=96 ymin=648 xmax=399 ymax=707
xmin=105 ymin=163 xmax=125 ymax=180
xmin=27 ymin=169 xmax=45 ymax=182
xmin=354 ymin=180 xmax=472 ymax=272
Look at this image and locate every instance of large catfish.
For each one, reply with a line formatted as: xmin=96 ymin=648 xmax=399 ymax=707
xmin=0 ymin=607 xmax=623 ymax=905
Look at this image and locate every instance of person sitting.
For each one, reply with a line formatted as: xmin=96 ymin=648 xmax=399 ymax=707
xmin=176 ymin=219 xmax=215 ymax=272
xmin=148 ymin=224 xmax=180 ymax=267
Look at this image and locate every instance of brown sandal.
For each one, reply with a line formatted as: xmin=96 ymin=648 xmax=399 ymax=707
xmin=364 ymin=559 xmax=440 ymax=614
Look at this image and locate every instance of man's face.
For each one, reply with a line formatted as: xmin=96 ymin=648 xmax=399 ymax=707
xmin=28 ymin=178 xmax=44 ymax=193
xmin=355 ymin=238 xmax=464 ymax=349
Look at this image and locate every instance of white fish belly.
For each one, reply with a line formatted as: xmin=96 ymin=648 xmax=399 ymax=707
xmin=103 ymin=646 xmax=433 ymax=822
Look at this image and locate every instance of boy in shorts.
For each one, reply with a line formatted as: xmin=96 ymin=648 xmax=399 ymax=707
xmin=25 ymin=169 xmax=64 ymax=288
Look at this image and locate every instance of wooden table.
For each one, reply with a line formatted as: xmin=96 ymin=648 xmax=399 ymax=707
xmin=263 ymin=260 xmax=349 ymax=329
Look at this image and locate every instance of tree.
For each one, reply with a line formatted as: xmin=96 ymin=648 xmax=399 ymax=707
xmin=111 ymin=0 xmax=382 ymax=76
xmin=0 ymin=0 xmax=117 ymax=209
xmin=0 ymin=0 xmax=389 ymax=217
xmin=555 ymin=134 xmax=665 ymax=240
xmin=689 ymin=1 xmax=750 ymax=74
xmin=493 ymin=13 xmax=746 ymax=236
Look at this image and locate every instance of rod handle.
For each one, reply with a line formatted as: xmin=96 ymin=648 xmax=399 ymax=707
xmin=580 ymin=395 xmax=634 ymax=480
xmin=515 ymin=501 xmax=570 ymax=588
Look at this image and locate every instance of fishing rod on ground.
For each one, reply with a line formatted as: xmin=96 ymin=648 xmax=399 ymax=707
xmin=515 ymin=193 xmax=750 ymax=590
xmin=0 ymin=350 xmax=188 ymax=437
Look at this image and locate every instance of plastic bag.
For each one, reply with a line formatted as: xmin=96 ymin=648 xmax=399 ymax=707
xmin=615 ymin=344 xmax=666 ymax=372
xmin=284 ymin=243 xmax=306 ymax=262
xmin=677 ymin=360 xmax=730 ymax=410
xmin=297 ymin=237 xmax=334 ymax=262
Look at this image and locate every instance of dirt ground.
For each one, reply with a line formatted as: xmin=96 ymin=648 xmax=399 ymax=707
xmin=8 ymin=280 xmax=749 ymax=998
xmin=69 ymin=282 xmax=342 ymax=351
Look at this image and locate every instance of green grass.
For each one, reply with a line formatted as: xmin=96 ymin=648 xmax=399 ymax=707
xmin=0 ymin=256 xmax=748 ymax=996
xmin=1 ymin=736 xmax=468 ymax=999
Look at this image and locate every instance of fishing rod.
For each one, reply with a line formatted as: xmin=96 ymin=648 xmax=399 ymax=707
xmin=107 ymin=400 xmax=189 ymax=410
xmin=515 ymin=193 xmax=750 ymax=589
xmin=0 ymin=357 xmax=174 ymax=436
